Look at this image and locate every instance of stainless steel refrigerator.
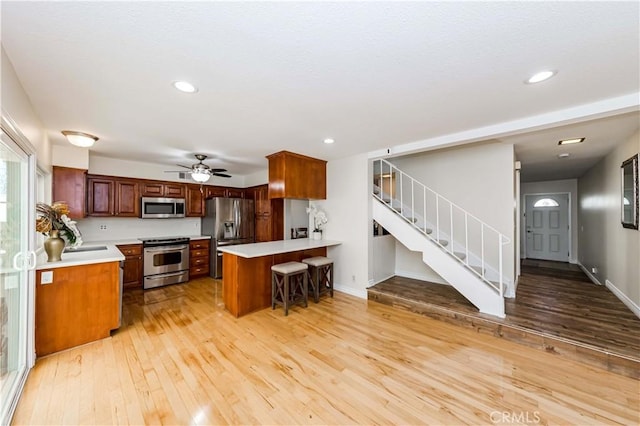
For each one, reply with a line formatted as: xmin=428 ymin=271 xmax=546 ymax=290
xmin=201 ymin=197 xmax=255 ymax=278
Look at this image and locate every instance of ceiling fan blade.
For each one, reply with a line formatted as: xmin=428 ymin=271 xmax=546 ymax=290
xmin=164 ymin=170 xmax=187 ymax=173
xmin=212 ymin=173 xmax=232 ymax=178
xmin=176 ymin=164 xmax=192 ymax=169
xmin=210 ymin=168 xmax=227 ymax=173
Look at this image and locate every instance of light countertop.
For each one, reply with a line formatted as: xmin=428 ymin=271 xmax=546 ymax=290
xmin=83 ymin=235 xmax=211 ymax=246
xmin=217 ymin=239 xmax=341 ymax=258
xmin=36 ymin=244 xmax=125 ymax=270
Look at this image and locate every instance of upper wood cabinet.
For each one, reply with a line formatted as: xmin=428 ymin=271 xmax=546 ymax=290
xmin=52 ymin=166 xmax=87 ymax=218
xmin=250 ymin=184 xmax=284 ymax=242
xmin=205 ymin=186 xmax=245 ymax=199
xmin=186 ymin=184 xmax=205 ymax=217
xmin=87 ymin=175 xmax=140 ymax=217
xmin=226 ymin=187 xmax=245 ymax=199
xmin=140 ymin=181 xmax=185 ymax=198
xmin=266 ymin=151 xmax=326 ymax=199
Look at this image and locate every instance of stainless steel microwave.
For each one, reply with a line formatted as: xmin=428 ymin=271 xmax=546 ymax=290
xmin=141 ymin=197 xmax=186 ymax=219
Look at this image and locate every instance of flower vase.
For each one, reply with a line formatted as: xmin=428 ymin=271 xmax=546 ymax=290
xmin=312 ymin=231 xmax=322 ymax=240
xmin=44 ymin=229 xmax=65 ymax=262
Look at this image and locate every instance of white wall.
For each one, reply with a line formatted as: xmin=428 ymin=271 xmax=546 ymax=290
xmin=390 ymin=141 xmax=516 ymax=283
xmin=1 ymin=46 xmax=51 ymax=172
xmin=284 ymin=199 xmax=309 ymax=239
xmin=76 ymin=217 xmax=202 ymax=242
xmin=51 ymin=144 xmax=89 ymax=169
xmin=315 ymin=153 xmax=370 ymax=298
xmin=521 ymin=179 xmax=579 ymax=263
xmin=89 ymin=154 xmax=246 ymax=188
xmin=372 ymin=235 xmax=396 ymax=284
xmin=244 ymin=169 xmax=268 ymax=187
xmin=395 ymin=241 xmax=447 ymax=284
xmin=578 ymin=130 xmax=640 ymax=315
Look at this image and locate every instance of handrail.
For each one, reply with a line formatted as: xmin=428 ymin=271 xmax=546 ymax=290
xmin=373 ymin=158 xmax=510 ymax=297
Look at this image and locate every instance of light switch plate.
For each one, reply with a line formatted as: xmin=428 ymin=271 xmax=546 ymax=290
xmin=41 ymin=270 xmax=53 ymax=284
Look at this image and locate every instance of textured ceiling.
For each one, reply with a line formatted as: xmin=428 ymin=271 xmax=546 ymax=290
xmin=2 ymin=1 xmax=639 ymax=176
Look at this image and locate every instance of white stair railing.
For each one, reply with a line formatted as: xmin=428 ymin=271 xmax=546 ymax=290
xmin=373 ymin=158 xmax=510 ymax=296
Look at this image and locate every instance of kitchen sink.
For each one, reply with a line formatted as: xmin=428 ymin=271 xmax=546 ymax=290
xmin=63 ymin=245 xmax=108 ymax=253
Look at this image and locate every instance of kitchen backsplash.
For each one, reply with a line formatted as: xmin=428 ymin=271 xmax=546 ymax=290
xmin=76 ymin=217 xmax=201 ymax=242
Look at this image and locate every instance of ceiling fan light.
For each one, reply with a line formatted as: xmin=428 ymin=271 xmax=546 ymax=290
xmin=61 ymin=130 xmax=98 ymax=147
xmin=191 ymin=171 xmax=211 ymax=183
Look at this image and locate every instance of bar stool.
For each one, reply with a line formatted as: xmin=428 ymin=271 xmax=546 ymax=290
xmin=271 ymin=261 xmax=308 ymax=316
xmin=302 ymin=256 xmax=334 ymax=303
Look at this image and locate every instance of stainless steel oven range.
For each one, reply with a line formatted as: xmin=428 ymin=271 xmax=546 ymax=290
xmin=140 ymin=237 xmax=190 ymax=289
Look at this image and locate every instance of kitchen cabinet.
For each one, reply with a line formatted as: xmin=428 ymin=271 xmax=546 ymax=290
xmin=52 ymin=166 xmax=87 ymax=218
xmin=250 ymin=184 xmax=283 ymax=242
xmin=186 ymin=184 xmax=205 ymax=217
xmin=266 ymin=150 xmax=326 ymax=200
xmin=205 ymin=186 xmax=244 ymax=199
xmin=189 ymin=239 xmax=210 ymax=278
xmin=87 ymin=175 xmax=140 ymax=217
xmin=35 ymin=262 xmax=120 ymax=356
xmin=141 ymin=181 xmax=185 ymax=198
xmin=117 ymin=244 xmax=143 ymax=289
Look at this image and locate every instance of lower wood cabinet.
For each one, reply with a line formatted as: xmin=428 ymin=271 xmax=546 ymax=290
xmin=189 ymin=239 xmax=210 ymax=277
xmin=35 ymin=262 xmax=120 ymax=356
xmin=117 ymin=244 xmax=143 ymax=289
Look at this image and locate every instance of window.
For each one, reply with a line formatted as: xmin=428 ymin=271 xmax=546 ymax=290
xmin=533 ymin=198 xmax=559 ymax=208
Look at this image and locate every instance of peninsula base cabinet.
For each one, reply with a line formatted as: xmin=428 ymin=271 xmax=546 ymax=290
xmin=35 ymin=262 xmax=120 ymax=357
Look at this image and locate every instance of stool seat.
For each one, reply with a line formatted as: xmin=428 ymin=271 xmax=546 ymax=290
xmin=302 ymin=256 xmax=333 ymax=267
xmin=272 ymin=261 xmax=308 ymax=274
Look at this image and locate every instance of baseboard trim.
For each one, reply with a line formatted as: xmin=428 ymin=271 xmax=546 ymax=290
xmin=605 ymin=279 xmax=640 ymax=319
xmin=578 ymin=262 xmax=602 ymax=286
xmin=334 ymin=283 xmax=367 ymax=299
xmin=369 ymin=274 xmax=395 ymax=286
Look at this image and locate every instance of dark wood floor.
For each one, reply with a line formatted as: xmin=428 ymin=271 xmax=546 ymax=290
xmin=368 ymin=261 xmax=640 ymax=378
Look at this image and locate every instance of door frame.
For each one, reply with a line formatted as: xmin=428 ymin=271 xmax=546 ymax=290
xmin=522 ymin=192 xmax=573 ymax=262
xmin=1 ymin=110 xmax=37 ymax=423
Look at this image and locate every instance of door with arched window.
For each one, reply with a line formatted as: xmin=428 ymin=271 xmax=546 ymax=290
xmin=525 ymin=194 xmax=569 ymax=262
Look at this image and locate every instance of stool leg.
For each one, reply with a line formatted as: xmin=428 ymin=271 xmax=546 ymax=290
xmin=271 ymin=271 xmax=276 ymax=309
xmin=303 ymin=270 xmax=308 ymax=308
xmin=313 ymin=267 xmax=320 ymax=303
xmin=329 ymin=264 xmax=334 ymax=297
xmin=284 ymin=274 xmax=289 ymax=316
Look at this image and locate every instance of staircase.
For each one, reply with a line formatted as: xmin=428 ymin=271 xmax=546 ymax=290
xmin=372 ymin=159 xmax=511 ymax=318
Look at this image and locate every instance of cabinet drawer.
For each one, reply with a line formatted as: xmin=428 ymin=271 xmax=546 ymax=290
xmin=190 ymin=257 xmax=208 ymax=267
xmin=189 ymin=240 xmax=210 ymax=250
xmin=191 ymin=249 xmax=209 ymax=258
xmin=190 ymin=265 xmax=209 ymax=276
xmin=117 ymin=244 xmax=142 ymax=256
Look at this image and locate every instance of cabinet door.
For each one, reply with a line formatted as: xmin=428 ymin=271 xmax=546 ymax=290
xmin=255 ymin=214 xmax=272 ymax=242
xmin=254 ymin=185 xmax=270 ymax=215
xmin=186 ymin=185 xmax=205 ymax=217
xmin=114 ymin=180 xmax=139 ymax=217
xmin=122 ymin=256 xmax=143 ymax=289
xmin=140 ymin=182 xmax=164 ymax=197
xmin=164 ymin=183 xmax=185 ymax=198
xmin=226 ymin=188 xmax=244 ymax=199
xmin=205 ymin=186 xmax=227 ymax=199
xmin=52 ymin=166 xmax=87 ymax=218
xmin=87 ymin=177 xmax=114 ymax=216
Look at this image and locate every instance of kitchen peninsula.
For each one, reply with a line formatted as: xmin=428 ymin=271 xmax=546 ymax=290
xmin=218 ymin=239 xmax=341 ymax=317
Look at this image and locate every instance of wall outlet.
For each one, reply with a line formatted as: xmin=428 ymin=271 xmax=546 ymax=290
xmin=99 ymin=224 xmax=107 ymax=230
xmin=591 ymin=267 xmax=598 ymax=274
xmin=41 ymin=271 xmax=53 ymax=284
xmin=351 ymin=274 xmax=356 ymax=283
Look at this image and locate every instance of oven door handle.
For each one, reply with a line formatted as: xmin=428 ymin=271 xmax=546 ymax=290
xmin=145 ymin=271 xmax=188 ymax=280
xmin=144 ymin=244 xmax=189 ymax=252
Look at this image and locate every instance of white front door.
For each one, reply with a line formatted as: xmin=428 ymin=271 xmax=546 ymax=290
xmin=525 ymin=194 xmax=569 ymax=262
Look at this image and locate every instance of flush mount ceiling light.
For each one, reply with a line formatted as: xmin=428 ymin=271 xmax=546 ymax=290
xmin=526 ymin=70 xmax=556 ymax=84
xmin=61 ymin=130 xmax=98 ymax=148
xmin=172 ymin=80 xmax=198 ymax=93
xmin=558 ymin=153 xmax=571 ymax=159
xmin=558 ymin=137 xmax=585 ymax=145
xmin=323 ymin=138 xmax=335 ymax=144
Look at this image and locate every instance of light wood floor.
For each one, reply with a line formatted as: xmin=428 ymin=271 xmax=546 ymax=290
xmin=13 ymin=278 xmax=640 ymax=425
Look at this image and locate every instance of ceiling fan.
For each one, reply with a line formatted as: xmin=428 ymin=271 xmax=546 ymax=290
xmin=165 ymin=154 xmax=231 ymax=182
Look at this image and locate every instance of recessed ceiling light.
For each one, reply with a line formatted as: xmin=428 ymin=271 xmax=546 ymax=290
xmin=61 ymin=130 xmax=99 ymax=147
xmin=558 ymin=137 xmax=585 ymax=145
xmin=323 ymin=138 xmax=335 ymax=144
xmin=526 ymin=70 xmax=556 ymax=84
xmin=173 ymin=81 xmax=198 ymax=93
xmin=558 ymin=153 xmax=570 ymax=159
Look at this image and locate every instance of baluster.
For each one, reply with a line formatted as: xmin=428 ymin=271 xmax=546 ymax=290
xmin=423 ymin=186 xmax=427 ymax=234
xmin=449 ymin=203 xmax=454 ymax=253
xmin=481 ymin=224 xmax=485 ymax=279
xmin=464 ymin=214 xmax=469 ymax=265
xmin=499 ymin=236 xmax=504 ymax=296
